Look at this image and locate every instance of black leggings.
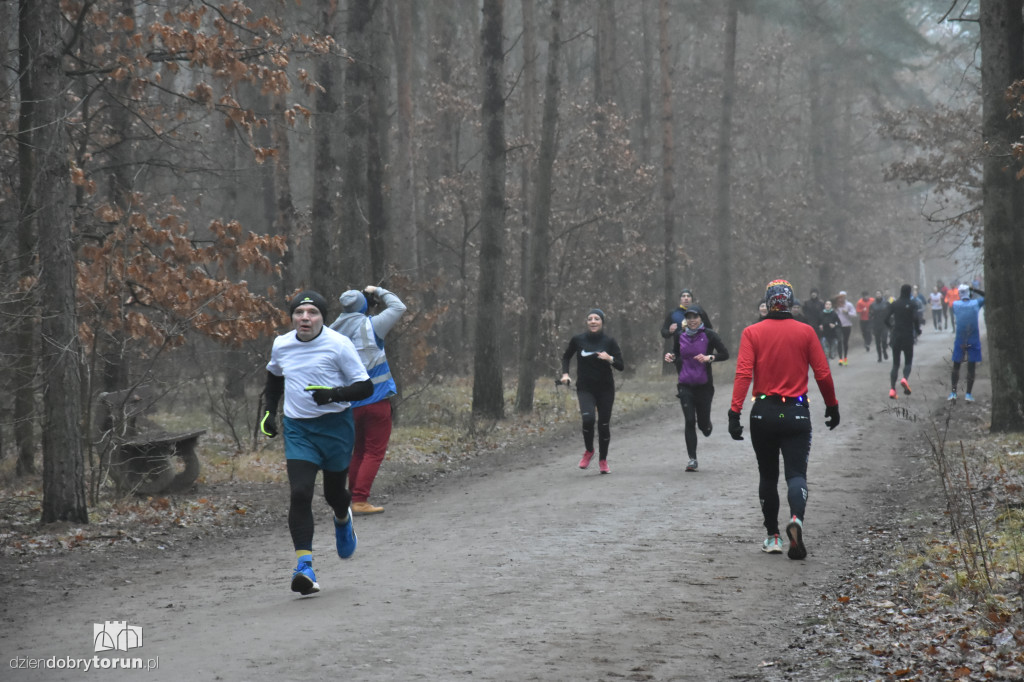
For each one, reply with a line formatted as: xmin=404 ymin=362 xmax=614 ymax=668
xmin=677 ymin=383 xmax=714 ymax=458
xmin=859 ymin=320 xmax=872 ymax=350
xmin=873 ymin=326 xmax=889 ymax=361
xmin=286 ymin=459 xmax=351 ymax=552
xmin=839 ymin=326 xmax=853 ymax=358
xmin=577 ymin=387 xmax=614 ymax=459
xmin=890 ymin=343 xmax=913 ymax=388
xmin=750 ymin=399 xmax=811 ymax=536
xmin=951 ymin=361 xmax=976 ymax=393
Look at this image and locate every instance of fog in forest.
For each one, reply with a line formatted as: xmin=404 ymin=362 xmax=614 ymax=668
xmin=0 ymin=0 xmax=1006 ymax=477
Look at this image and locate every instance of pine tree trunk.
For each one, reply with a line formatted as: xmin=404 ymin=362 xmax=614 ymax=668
xmin=980 ymin=0 xmax=1024 ymax=431
xmin=472 ymin=0 xmax=507 ymax=419
xmin=367 ymin=1 xmax=390 ymax=281
xmin=514 ymin=0 xmax=538 ymax=406
xmin=271 ymin=92 xmax=296 ymax=293
xmin=713 ymin=1 xmax=738 ymax=342
xmin=516 ymin=0 xmax=562 ymax=414
xmin=391 ymin=0 xmax=418 ymax=274
xmin=14 ymin=0 xmax=40 ymax=477
xmin=21 ymin=0 xmax=88 ymax=522
xmin=659 ymin=0 xmax=677 ymax=335
xmin=311 ymin=1 xmax=343 ymax=295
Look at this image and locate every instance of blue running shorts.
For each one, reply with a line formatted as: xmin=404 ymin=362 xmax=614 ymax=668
xmin=282 ymin=410 xmax=356 ymax=472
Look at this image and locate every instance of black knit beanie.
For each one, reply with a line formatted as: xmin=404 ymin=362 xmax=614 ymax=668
xmin=289 ymin=290 xmax=329 ymax=318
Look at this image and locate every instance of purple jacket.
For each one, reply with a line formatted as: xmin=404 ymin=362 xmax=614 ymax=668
xmin=670 ymin=326 xmax=729 ymax=386
xmin=677 ymin=331 xmax=711 ymax=385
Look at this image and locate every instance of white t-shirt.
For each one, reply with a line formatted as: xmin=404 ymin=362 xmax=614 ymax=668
xmin=929 ymin=292 xmax=943 ymax=310
xmin=266 ymin=327 xmax=370 ymax=419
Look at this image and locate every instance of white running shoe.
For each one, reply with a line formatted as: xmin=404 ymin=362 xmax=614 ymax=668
xmin=761 ymin=535 xmax=783 ymax=554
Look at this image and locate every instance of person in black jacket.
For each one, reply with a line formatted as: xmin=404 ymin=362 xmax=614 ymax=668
xmin=868 ymin=290 xmax=890 ymax=363
xmin=803 ymin=288 xmax=825 ymax=347
xmin=884 ymin=284 xmax=922 ymax=399
xmin=820 ymin=300 xmax=841 ymax=359
xmin=664 ymin=306 xmax=730 ymax=472
xmin=560 ymin=309 xmax=625 ymax=474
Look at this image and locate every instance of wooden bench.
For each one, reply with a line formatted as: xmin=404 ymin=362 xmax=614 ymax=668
xmin=95 ymin=386 xmax=206 ymax=495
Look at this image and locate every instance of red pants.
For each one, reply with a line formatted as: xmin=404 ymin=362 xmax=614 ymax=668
xmin=348 ymin=400 xmax=393 ymax=502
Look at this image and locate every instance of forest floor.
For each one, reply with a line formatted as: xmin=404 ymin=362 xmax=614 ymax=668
xmin=1 ymin=327 xmax=1023 ymax=681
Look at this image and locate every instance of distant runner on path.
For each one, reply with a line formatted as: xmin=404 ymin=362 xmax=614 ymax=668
xmin=948 ymin=284 xmax=985 ymax=403
xmin=884 ymin=284 xmax=921 ymax=400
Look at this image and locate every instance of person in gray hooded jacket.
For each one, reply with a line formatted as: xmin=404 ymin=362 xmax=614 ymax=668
xmin=330 ymin=285 xmax=406 ymax=514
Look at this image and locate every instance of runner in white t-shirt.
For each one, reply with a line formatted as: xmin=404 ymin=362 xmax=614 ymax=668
xmin=260 ymin=290 xmax=371 ymax=596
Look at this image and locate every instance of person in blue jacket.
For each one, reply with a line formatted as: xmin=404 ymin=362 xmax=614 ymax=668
xmin=948 ymin=284 xmax=985 ymax=403
xmin=660 ymin=288 xmax=713 ymax=339
xmin=330 ymin=285 xmax=407 ymax=515
xmin=664 ymin=306 xmax=730 ymax=472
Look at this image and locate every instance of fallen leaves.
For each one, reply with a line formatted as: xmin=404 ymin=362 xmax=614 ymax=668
xmin=0 ymin=484 xmax=276 ymax=557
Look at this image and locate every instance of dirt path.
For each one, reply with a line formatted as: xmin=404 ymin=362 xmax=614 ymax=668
xmin=1 ymin=328 xmax=978 ymax=681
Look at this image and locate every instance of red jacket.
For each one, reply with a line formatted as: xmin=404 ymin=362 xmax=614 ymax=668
xmin=855 ymin=297 xmax=873 ymax=321
xmin=730 ymin=317 xmax=838 ymax=413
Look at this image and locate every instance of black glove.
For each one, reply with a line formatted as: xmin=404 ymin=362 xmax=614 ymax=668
xmin=306 ymin=385 xmax=344 ymax=406
xmin=260 ymin=411 xmax=278 ymax=438
xmin=727 ymin=410 xmax=744 ymax=440
xmin=825 ymin=404 xmax=840 ymax=430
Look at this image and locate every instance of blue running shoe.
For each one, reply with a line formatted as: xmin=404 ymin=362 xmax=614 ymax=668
xmin=965 ymin=393 xmax=974 ymax=403
xmin=335 ymin=510 xmax=357 ymax=559
xmin=291 ymin=558 xmax=320 ymax=595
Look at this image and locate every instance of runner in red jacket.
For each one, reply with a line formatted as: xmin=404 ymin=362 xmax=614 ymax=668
xmin=728 ymin=279 xmax=840 ymax=560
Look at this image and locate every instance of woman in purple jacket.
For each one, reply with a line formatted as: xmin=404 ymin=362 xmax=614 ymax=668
xmin=664 ymin=306 xmax=730 ymax=472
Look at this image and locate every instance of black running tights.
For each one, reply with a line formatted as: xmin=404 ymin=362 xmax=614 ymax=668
xmin=286 ymin=459 xmax=350 ymax=552
xmin=677 ymin=382 xmax=714 ymax=458
xmin=840 ymin=326 xmax=853 ymax=358
xmin=750 ymin=400 xmax=811 ymax=536
xmin=951 ymin=361 xmax=976 ymax=393
xmin=890 ymin=344 xmax=913 ymax=388
xmin=577 ymin=387 xmax=614 ymax=459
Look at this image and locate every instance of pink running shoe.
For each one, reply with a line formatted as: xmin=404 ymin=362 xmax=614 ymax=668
xmin=578 ymin=450 xmax=594 ymax=469
xmin=888 ymin=388 xmax=897 ymax=400
xmin=900 ymin=377 xmax=912 ymax=395
xmin=599 ymin=460 xmax=610 ymax=474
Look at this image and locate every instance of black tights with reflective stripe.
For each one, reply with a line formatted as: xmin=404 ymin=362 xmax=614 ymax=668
xmin=750 ymin=399 xmax=811 ymax=536
xmin=577 ymin=387 xmax=614 ymax=459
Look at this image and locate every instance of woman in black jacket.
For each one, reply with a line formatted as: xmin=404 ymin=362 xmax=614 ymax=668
xmin=560 ymin=309 xmax=625 ymax=474
xmin=884 ymin=284 xmax=921 ymax=399
xmin=868 ymin=290 xmax=890 ymax=363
